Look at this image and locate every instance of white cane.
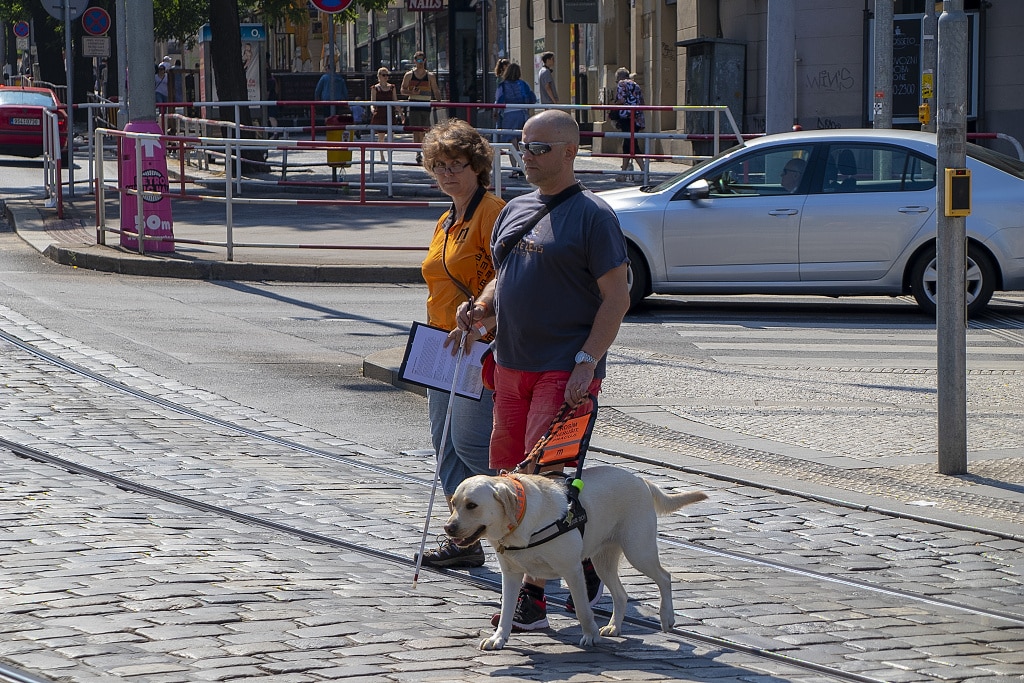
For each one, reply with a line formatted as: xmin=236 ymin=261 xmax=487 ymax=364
xmin=413 ymin=329 xmax=469 ymax=587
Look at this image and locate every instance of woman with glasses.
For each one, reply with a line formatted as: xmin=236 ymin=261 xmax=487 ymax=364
xmin=415 ymin=118 xmax=505 ymax=569
xmin=370 ymin=67 xmax=397 ymax=162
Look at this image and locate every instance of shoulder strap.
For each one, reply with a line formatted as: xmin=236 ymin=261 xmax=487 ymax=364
xmin=441 ymin=186 xmax=488 ymax=301
xmin=498 ymin=182 xmax=584 ymax=256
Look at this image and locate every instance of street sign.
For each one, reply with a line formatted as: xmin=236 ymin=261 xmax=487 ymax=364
xmin=82 ymin=35 xmax=110 ymax=58
xmin=42 ymin=0 xmax=90 ymax=21
xmin=407 ymin=0 xmax=443 ymax=10
xmin=82 ymin=7 xmax=111 ymax=36
xmin=310 ymin=0 xmax=354 ymax=13
xmin=13 ymin=21 xmax=30 ymax=38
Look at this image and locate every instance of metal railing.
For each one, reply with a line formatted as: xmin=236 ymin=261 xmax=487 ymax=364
xmin=94 ymin=127 xmax=517 ymax=260
xmin=41 ymin=109 xmax=63 ymax=217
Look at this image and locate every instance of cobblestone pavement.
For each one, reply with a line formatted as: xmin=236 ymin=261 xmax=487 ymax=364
xmin=2 ymin=302 xmax=1024 ymax=682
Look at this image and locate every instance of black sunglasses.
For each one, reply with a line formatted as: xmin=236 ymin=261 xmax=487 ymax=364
xmin=521 ymin=141 xmax=567 ymax=156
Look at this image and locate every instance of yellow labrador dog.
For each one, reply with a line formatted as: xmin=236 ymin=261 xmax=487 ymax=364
xmin=445 ymin=465 xmax=706 ymax=650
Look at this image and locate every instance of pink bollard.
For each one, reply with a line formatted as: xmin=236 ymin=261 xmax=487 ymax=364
xmin=119 ymin=120 xmax=175 ymax=252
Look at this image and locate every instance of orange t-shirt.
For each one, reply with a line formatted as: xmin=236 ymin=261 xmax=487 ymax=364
xmin=421 ymin=189 xmax=505 ymax=331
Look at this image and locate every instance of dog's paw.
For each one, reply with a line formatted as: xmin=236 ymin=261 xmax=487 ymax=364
xmin=479 ymin=634 xmax=507 ymax=651
xmin=659 ymin=616 xmax=675 ymax=632
xmin=599 ymin=624 xmax=620 ymax=637
xmin=578 ymin=633 xmax=598 ymax=647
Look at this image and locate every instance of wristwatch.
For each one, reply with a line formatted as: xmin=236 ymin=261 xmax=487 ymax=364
xmin=574 ymin=350 xmax=598 ymax=366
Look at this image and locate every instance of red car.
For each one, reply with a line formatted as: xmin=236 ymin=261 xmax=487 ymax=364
xmin=0 ymin=85 xmax=67 ymax=158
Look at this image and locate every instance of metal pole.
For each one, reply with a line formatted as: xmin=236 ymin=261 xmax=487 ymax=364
xmin=921 ymin=0 xmax=937 ymax=132
xmin=116 ymin=0 xmax=128 ymax=126
xmin=872 ymin=0 xmax=893 ymax=128
xmin=765 ymin=0 xmax=795 ymax=134
xmin=328 ymin=16 xmax=337 ymax=117
xmin=125 ymin=1 xmax=155 ymax=122
xmin=936 ymin=0 xmax=968 ymax=474
xmin=64 ymin=0 xmax=75 ymax=196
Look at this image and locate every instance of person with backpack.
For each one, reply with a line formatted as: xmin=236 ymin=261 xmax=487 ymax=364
xmin=495 ymin=63 xmax=537 ymax=178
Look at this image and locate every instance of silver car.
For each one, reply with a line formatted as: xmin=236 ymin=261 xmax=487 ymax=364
xmin=600 ymin=129 xmax=1024 ymax=316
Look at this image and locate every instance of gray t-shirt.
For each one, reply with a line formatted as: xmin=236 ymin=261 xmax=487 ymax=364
xmin=490 ymin=187 xmax=628 ymax=377
xmin=538 ymin=65 xmax=557 ymax=104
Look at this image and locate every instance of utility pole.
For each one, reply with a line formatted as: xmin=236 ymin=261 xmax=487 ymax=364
xmin=872 ymin=0 xmax=893 ymax=128
xmin=124 ymin=0 xmax=154 ymax=122
xmin=765 ymin=0 xmax=795 ymax=134
xmin=935 ymin=0 xmax=968 ymax=474
xmin=116 ymin=0 xmax=128 ymax=127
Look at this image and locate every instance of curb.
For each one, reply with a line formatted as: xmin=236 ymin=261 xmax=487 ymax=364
xmin=362 ymin=347 xmax=426 ymax=397
xmin=5 ymin=197 xmax=424 ymax=284
xmin=43 ymin=244 xmax=424 ymax=283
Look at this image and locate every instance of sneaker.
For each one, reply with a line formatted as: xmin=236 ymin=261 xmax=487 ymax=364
xmin=416 ymin=152 xmax=423 ymax=164
xmin=490 ymin=588 xmax=549 ymax=631
xmin=415 ymin=536 xmax=485 ymax=568
xmin=565 ymin=561 xmax=604 ymax=613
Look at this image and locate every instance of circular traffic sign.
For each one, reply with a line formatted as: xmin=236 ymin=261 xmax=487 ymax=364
xmin=82 ymin=7 xmax=111 ymax=36
xmin=310 ymin=0 xmax=354 ymax=13
xmin=13 ymin=21 xmax=30 ymax=38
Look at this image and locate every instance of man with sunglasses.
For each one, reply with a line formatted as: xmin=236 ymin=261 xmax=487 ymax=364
xmin=401 ymin=51 xmax=442 ymax=162
xmin=457 ymin=109 xmax=631 ymax=631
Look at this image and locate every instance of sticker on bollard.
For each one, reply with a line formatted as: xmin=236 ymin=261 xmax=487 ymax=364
xmin=119 ymin=121 xmax=174 ymax=252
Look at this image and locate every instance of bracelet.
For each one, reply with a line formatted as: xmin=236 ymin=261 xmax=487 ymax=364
xmin=475 ymin=323 xmax=488 ymax=337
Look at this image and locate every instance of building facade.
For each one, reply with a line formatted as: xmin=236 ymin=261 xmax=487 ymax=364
xmin=201 ymin=1 xmax=1023 ymax=159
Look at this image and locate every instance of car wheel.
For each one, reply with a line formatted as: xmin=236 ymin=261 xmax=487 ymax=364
xmin=626 ymin=244 xmax=650 ymax=309
xmin=909 ymin=244 xmax=996 ymax=317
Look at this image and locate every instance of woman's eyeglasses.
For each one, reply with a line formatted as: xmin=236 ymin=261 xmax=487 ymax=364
xmin=432 ymin=161 xmax=470 ymax=175
xmin=521 ymin=141 xmax=567 ymax=156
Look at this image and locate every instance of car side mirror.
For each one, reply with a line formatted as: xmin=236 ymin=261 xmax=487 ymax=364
xmin=681 ymin=178 xmax=710 ymax=200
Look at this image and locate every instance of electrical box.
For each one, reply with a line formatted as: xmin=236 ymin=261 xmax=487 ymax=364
xmin=944 ymin=168 xmax=971 ymax=217
xmin=918 ymin=103 xmax=930 ymax=125
xmin=677 ymin=38 xmax=746 ymax=157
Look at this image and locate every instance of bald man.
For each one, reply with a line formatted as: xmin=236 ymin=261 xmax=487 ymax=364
xmin=457 ymin=109 xmax=631 ymax=631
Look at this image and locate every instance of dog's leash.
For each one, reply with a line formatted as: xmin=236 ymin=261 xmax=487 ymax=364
xmin=510 ymin=393 xmax=599 ymax=482
xmin=497 ymin=394 xmax=599 ymax=551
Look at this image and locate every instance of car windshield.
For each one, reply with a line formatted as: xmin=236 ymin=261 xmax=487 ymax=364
xmin=644 ymin=144 xmax=747 ymax=193
xmin=0 ymin=91 xmax=56 ymax=107
xmin=968 ymin=142 xmax=1024 ymax=180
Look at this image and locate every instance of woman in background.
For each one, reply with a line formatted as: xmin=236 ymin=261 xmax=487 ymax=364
xmin=613 ymin=67 xmax=646 ymax=181
xmin=494 ymin=62 xmax=536 ymax=178
xmin=370 ymin=67 xmax=397 ymax=162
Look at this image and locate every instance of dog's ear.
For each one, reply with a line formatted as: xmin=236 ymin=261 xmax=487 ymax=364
xmin=493 ymin=479 xmax=520 ymax=526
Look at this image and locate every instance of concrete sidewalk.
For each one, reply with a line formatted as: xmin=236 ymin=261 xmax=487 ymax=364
xmin=4 ymin=146 xmax=665 ymax=280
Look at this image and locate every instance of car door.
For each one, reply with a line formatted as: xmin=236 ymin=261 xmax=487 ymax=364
xmin=799 ymin=143 xmax=936 ymax=281
xmin=661 ymin=145 xmax=812 ymax=282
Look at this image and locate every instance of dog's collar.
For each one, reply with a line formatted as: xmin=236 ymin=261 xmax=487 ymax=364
xmin=501 ymin=473 xmax=527 ymax=533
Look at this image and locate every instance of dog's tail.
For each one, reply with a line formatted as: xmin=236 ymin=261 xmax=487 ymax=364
xmin=647 ymin=483 xmax=707 ymax=516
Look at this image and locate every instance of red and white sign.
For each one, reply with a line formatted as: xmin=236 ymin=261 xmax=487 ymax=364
xmin=407 ymin=0 xmax=443 ymax=10
xmin=82 ymin=7 xmax=111 ymax=36
xmin=310 ymin=0 xmax=353 ymax=13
